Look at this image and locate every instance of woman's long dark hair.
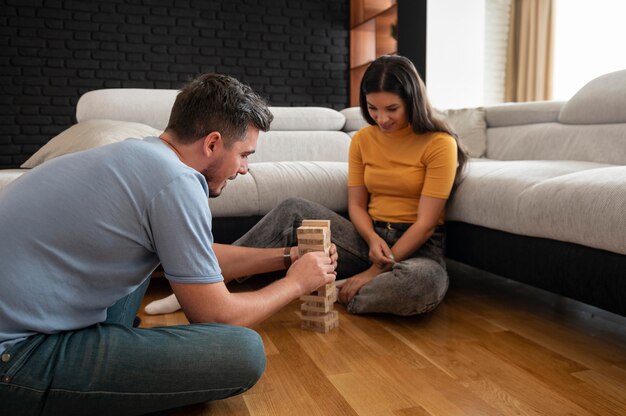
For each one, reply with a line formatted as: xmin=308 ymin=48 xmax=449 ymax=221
xmin=359 ymin=55 xmax=468 ymax=191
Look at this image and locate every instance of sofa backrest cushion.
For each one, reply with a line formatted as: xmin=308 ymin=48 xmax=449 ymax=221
xmin=268 ymin=107 xmax=345 ymax=131
xmin=75 ymin=88 xmax=350 ymax=164
xmin=486 ymin=122 xmax=626 ymax=164
xmin=485 ymin=101 xmax=563 ymax=127
xmin=253 ymin=131 xmax=350 ymax=163
xmin=559 ymin=69 xmax=626 ymax=124
xmin=77 ymin=88 xmax=346 ymax=132
xmin=437 ymin=107 xmax=487 ymax=158
xmin=77 ymin=89 xmax=177 ymax=130
xmin=340 ymin=107 xmax=370 ymax=132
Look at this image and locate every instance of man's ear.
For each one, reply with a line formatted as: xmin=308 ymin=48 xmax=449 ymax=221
xmin=202 ymin=132 xmax=222 ymax=157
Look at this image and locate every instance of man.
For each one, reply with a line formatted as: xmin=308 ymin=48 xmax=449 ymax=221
xmin=0 ymin=73 xmax=337 ymax=415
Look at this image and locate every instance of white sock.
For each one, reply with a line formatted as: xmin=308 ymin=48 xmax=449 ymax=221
xmin=144 ymin=293 xmax=182 ymax=315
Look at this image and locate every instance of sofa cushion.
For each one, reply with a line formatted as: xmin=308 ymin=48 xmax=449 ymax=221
xmin=21 ymin=120 xmax=160 ymax=168
xmin=253 ymin=131 xmax=350 ymax=163
xmin=485 ymin=101 xmax=563 ymax=127
xmin=340 ymin=107 xmax=370 ymax=132
xmin=559 ymin=69 xmax=626 ymax=124
xmin=518 ymin=165 xmax=626 ymax=256
xmin=269 ymin=107 xmax=346 ymax=131
xmin=77 ymin=89 xmax=178 ymax=130
xmin=439 ymin=107 xmax=487 ymax=158
xmin=208 ymin=161 xmax=348 ymax=217
xmin=447 ymin=159 xmax=624 ymax=255
xmin=78 ymin=88 xmax=348 ymax=132
xmin=486 ymin=122 xmax=626 ymax=164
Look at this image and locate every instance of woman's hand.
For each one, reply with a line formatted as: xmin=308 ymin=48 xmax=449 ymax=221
xmin=367 ymin=234 xmax=395 ymax=268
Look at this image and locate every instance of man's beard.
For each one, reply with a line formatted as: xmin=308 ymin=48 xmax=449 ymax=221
xmin=202 ymin=163 xmax=236 ymax=198
xmin=201 ymin=164 xmax=223 ymax=198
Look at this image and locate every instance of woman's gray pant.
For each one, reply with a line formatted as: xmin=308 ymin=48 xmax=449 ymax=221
xmin=234 ymin=197 xmax=449 ymax=316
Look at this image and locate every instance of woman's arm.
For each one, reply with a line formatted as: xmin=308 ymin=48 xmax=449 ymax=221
xmin=388 ymin=195 xmax=446 ymax=262
xmin=348 ymin=185 xmax=375 ymax=241
xmin=348 ymin=185 xmax=394 ymax=268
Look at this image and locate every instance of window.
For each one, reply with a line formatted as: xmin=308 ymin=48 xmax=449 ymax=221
xmin=553 ymin=0 xmax=626 ymax=100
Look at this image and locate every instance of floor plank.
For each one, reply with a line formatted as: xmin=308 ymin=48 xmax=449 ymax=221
xmin=138 ymin=260 xmax=626 ymax=416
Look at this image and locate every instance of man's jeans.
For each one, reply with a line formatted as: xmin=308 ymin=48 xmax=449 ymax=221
xmin=235 ymin=197 xmax=449 ymax=316
xmin=0 ymin=278 xmax=266 ymax=415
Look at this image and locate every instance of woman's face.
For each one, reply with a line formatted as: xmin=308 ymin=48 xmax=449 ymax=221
xmin=366 ymin=92 xmax=409 ymax=133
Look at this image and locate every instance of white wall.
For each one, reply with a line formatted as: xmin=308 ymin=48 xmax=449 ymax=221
xmin=426 ymin=0 xmax=485 ymax=109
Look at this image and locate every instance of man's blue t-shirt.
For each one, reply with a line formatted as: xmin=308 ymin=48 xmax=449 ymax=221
xmin=0 ymin=137 xmax=223 ymax=353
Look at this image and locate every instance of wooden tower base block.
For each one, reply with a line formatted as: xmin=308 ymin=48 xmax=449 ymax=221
xmin=298 ymin=220 xmax=339 ymax=333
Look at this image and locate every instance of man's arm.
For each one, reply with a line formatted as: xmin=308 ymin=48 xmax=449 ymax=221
xmin=171 ymin=251 xmax=336 ymax=327
xmin=213 ymin=243 xmax=295 ymax=282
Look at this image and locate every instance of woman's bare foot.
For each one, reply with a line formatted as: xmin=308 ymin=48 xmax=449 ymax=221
xmin=337 ymin=265 xmax=384 ymax=304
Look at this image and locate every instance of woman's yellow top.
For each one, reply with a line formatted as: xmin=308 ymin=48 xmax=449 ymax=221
xmin=348 ymin=125 xmax=458 ymax=225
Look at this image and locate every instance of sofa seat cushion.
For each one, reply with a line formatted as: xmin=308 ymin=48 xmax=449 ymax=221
xmin=519 ymin=166 xmax=626 ymax=256
xmin=447 ymin=159 xmax=625 ymax=255
xmin=208 ymin=161 xmax=348 ymax=217
xmin=0 ymin=169 xmax=28 ymax=191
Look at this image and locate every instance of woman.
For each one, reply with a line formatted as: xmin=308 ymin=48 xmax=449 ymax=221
xmin=146 ymin=55 xmax=467 ymax=316
xmin=333 ymin=54 xmax=467 ymax=314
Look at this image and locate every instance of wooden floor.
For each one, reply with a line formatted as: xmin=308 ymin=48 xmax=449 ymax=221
xmin=138 ymin=261 xmax=626 ymax=416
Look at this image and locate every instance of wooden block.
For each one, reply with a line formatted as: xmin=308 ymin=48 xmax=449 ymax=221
xmin=300 ymin=289 xmax=337 ymax=303
xmin=301 ymin=298 xmax=334 ymax=313
xmin=301 ymin=321 xmax=334 ymax=333
xmin=301 ymin=311 xmax=339 ymax=333
xmin=316 ymin=283 xmax=336 ymax=297
xmin=301 ymin=310 xmax=338 ymax=325
xmin=301 ymin=219 xmax=330 ymax=230
xmin=297 ymin=226 xmax=327 ymax=235
xmin=298 ymin=219 xmax=338 ymax=333
xmin=297 ymin=226 xmax=330 ymax=256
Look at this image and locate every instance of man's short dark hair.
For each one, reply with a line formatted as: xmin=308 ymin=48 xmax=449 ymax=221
xmin=166 ymin=73 xmax=273 ymax=147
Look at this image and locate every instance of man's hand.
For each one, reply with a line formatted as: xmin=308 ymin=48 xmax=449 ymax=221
xmin=288 ymin=243 xmax=338 ymax=267
xmin=285 ymin=250 xmax=337 ymax=295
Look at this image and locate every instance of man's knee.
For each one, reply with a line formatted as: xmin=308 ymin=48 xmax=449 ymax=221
xmin=236 ymin=327 xmax=266 ymax=388
xmin=191 ymin=325 xmax=266 ymax=391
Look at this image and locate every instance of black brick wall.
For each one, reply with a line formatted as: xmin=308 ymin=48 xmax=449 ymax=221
xmin=0 ymin=0 xmax=349 ymax=169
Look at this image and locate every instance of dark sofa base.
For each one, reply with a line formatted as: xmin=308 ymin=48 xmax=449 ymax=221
xmin=445 ymin=221 xmax=626 ymax=317
xmin=212 ymin=216 xmax=625 ymax=317
xmin=212 ymin=215 xmax=264 ymax=244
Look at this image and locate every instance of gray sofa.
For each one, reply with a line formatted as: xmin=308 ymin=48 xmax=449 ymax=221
xmin=444 ymin=70 xmax=626 ymax=317
xmin=1 ymin=69 xmax=624 ymax=316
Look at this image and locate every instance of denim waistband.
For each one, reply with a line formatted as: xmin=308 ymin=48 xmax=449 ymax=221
xmin=373 ymin=221 xmax=413 ymax=231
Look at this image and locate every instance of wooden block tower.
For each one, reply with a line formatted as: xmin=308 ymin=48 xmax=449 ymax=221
xmin=297 ymin=220 xmax=339 ymax=333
